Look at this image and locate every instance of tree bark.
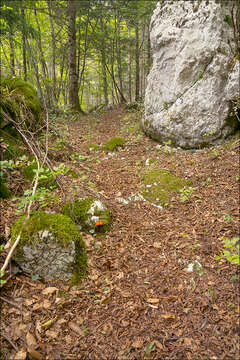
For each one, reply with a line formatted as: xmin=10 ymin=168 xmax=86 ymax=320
xmin=67 ymin=0 xmax=81 ymax=112
xmin=20 ymin=0 xmax=27 ymax=81
xmin=47 ymin=0 xmax=57 ymax=102
xmin=135 ymin=21 xmax=140 ymax=102
xmin=127 ymin=26 xmax=132 ymax=102
xmin=9 ymin=33 xmax=15 ymax=76
xmin=100 ymin=13 xmax=108 ymax=105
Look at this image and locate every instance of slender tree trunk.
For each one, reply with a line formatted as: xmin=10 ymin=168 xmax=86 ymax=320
xmin=100 ymin=13 xmax=108 ymax=105
xmin=115 ymin=15 xmax=123 ymax=102
xmin=20 ymin=1 xmax=27 ymax=81
xmin=135 ymin=21 xmax=140 ymax=102
xmin=127 ymin=26 xmax=132 ymax=102
xmin=47 ymin=0 xmax=57 ymax=102
xmin=9 ymin=33 xmax=15 ymax=76
xmin=67 ymin=0 xmax=81 ymax=112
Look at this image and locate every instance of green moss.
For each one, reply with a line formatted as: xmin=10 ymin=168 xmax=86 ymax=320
xmin=0 ymin=77 xmax=43 ymax=134
xmin=102 ymin=137 xmax=125 ymax=151
xmin=62 ymin=197 xmax=111 ymax=233
xmin=11 ymin=212 xmax=87 ymax=283
xmin=0 ymin=181 xmax=12 ymax=198
xmin=88 ymin=143 xmax=99 ymax=151
xmin=0 ymin=130 xmax=24 ymax=160
xmin=141 ymin=169 xmax=192 ymax=206
xmin=23 ymin=162 xmax=57 ymax=188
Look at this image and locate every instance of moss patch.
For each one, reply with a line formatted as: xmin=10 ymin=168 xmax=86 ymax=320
xmin=0 ymin=181 xmax=12 ymax=198
xmin=141 ymin=169 xmax=192 ymax=206
xmin=62 ymin=197 xmax=111 ymax=233
xmin=11 ymin=212 xmax=87 ymax=283
xmin=88 ymin=143 xmax=99 ymax=151
xmin=102 ymin=137 xmax=125 ymax=151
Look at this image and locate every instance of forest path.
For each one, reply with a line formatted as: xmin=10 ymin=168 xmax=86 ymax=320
xmin=1 ymin=108 xmax=239 ymax=359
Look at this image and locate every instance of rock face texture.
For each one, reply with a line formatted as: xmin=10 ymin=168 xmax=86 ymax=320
xmin=11 ymin=212 xmax=86 ymax=281
xmin=142 ymin=0 xmax=239 ymax=148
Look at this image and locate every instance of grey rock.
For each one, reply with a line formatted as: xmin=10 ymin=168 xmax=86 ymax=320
xmin=142 ymin=0 xmax=239 ymax=148
xmin=15 ymin=231 xmax=75 ymax=280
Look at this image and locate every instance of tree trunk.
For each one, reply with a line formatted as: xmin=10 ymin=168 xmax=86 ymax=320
xmin=9 ymin=33 xmax=15 ymax=76
xmin=100 ymin=13 xmax=108 ymax=105
xmin=135 ymin=21 xmax=140 ymax=102
xmin=20 ymin=1 xmax=27 ymax=81
xmin=47 ymin=0 xmax=57 ymax=103
xmin=127 ymin=26 xmax=132 ymax=102
xmin=67 ymin=0 xmax=81 ymax=112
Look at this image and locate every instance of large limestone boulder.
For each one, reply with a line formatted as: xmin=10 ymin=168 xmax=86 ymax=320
xmin=11 ymin=212 xmax=87 ymax=282
xmin=142 ymin=0 xmax=239 ymax=148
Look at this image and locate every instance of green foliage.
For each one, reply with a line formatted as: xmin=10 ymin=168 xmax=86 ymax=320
xmin=102 ymin=137 xmax=125 ymax=151
xmin=0 ymin=180 xmax=12 ymax=199
xmin=216 ymin=237 xmax=240 ymax=265
xmin=179 ymin=186 xmax=195 ymax=202
xmin=23 ymin=161 xmax=66 ymax=188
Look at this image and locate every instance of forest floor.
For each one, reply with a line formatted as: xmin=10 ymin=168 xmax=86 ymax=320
xmin=0 ymin=108 xmax=239 ymax=360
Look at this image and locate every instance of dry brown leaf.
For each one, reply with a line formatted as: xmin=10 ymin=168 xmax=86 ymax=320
xmin=26 ymin=331 xmax=37 ymax=349
xmin=100 ymin=295 xmax=111 ymax=304
xmin=121 ymin=320 xmax=129 ymax=327
xmin=42 ymin=299 xmax=52 ymax=309
xmin=76 ymin=316 xmax=84 ymax=325
xmin=25 ymin=299 xmax=35 ymax=306
xmin=27 ymin=348 xmax=44 ymax=360
xmin=69 ymin=321 xmax=84 ymax=336
xmin=162 ymin=313 xmax=176 ymax=321
xmin=147 ymin=298 xmax=159 ymax=304
xmin=121 ymin=290 xmax=131 ymax=298
xmin=42 ymin=287 xmax=58 ymax=295
xmin=45 ymin=329 xmax=59 ymax=339
xmin=32 ymin=303 xmax=42 ymax=311
xmin=15 ymin=349 xmax=27 ymax=360
xmin=184 ymin=338 xmax=193 ymax=346
xmin=132 ymin=339 xmax=143 ymax=348
xmin=153 ymin=242 xmax=161 ymax=248
xmin=154 ymin=340 xmax=163 ymax=350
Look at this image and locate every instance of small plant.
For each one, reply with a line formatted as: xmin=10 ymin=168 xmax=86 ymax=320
xmin=163 ymin=103 xmax=168 ymax=110
xmin=215 ymin=237 xmax=240 ymax=265
xmin=212 ymin=149 xmax=220 ymax=158
xmin=223 ymin=212 xmax=235 ymax=222
xmin=179 ymin=186 xmax=195 ymax=202
xmin=0 ymin=245 xmax=6 ymax=286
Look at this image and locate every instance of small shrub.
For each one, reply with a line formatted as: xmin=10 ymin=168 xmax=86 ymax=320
xmin=215 ymin=237 xmax=240 ymax=265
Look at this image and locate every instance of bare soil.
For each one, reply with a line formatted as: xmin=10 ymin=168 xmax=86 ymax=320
xmin=0 ymin=108 xmax=239 ymax=360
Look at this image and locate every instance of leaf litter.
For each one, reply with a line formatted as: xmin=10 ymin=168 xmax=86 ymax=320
xmin=0 ymin=108 xmax=239 ymax=359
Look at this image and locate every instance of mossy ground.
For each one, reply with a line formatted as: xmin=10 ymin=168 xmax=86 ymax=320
xmin=62 ymin=197 xmax=111 ymax=233
xmin=11 ymin=212 xmax=87 ymax=283
xmin=141 ymin=168 xmax=192 ymax=206
xmin=0 ymin=181 xmax=12 ymax=198
xmin=102 ymin=137 xmax=125 ymax=151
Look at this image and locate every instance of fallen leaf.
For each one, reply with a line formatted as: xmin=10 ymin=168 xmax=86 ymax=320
xmin=154 ymin=340 xmax=163 ymax=350
xmin=26 ymin=331 xmax=37 ymax=349
xmin=132 ymin=339 xmax=143 ymax=348
xmin=32 ymin=303 xmax=42 ymax=311
xmin=25 ymin=299 xmax=35 ymax=306
xmin=147 ymin=298 xmax=159 ymax=304
xmin=153 ymin=242 xmax=161 ymax=248
xmin=42 ymin=287 xmax=58 ymax=295
xmin=42 ymin=299 xmax=52 ymax=309
xmin=45 ymin=329 xmax=59 ymax=339
xmin=121 ymin=320 xmax=129 ymax=327
xmin=42 ymin=316 xmax=57 ymax=328
xmin=69 ymin=321 xmax=84 ymax=336
xmin=15 ymin=349 xmax=27 ymax=360
xmin=162 ymin=313 xmax=176 ymax=321
xmin=27 ymin=348 xmax=44 ymax=360
xmin=120 ymin=290 xmax=131 ymax=298
xmin=184 ymin=338 xmax=193 ymax=346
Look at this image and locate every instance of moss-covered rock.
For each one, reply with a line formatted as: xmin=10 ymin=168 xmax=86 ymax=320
xmin=141 ymin=169 xmax=192 ymax=206
xmin=102 ymin=137 xmax=125 ymax=151
xmin=23 ymin=162 xmax=57 ymax=188
xmin=0 ymin=180 xmax=11 ymax=198
xmin=0 ymin=76 xmax=42 ymax=133
xmin=0 ymin=130 xmax=24 ymax=160
xmin=62 ymin=197 xmax=111 ymax=233
xmin=11 ymin=212 xmax=87 ymax=283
